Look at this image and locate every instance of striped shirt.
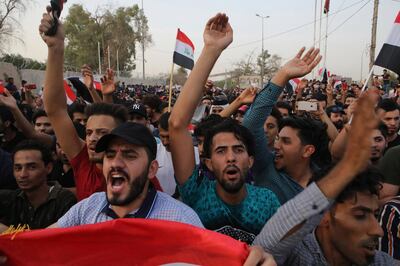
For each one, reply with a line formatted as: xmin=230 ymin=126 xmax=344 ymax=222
xmin=379 ymin=196 xmax=400 ymax=260
xmin=254 ymin=182 xmax=396 ymax=265
xmin=57 ymin=187 xmax=204 ymax=228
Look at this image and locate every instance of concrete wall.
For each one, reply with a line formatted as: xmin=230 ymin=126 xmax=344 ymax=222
xmin=0 ymin=61 xmax=166 ymax=90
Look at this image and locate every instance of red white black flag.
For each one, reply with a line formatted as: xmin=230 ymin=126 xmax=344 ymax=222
xmin=324 ymin=0 xmax=330 ymax=14
xmin=173 ymin=29 xmax=195 ymax=70
xmin=375 ymin=11 xmax=400 ymax=75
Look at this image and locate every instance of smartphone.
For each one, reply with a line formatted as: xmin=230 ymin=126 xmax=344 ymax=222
xmin=25 ymin=84 xmax=37 ymax=90
xmin=296 ymin=101 xmax=318 ymax=112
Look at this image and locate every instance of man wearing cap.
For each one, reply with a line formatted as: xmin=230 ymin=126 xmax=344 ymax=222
xmin=128 ymin=103 xmax=148 ymax=126
xmin=325 ymin=105 xmax=345 ymax=130
xmin=53 ymin=122 xmax=203 ymax=227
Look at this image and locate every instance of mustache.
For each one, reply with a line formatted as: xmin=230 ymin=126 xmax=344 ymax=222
xmin=223 ymin=165 xmax=240 ymax=173
xmin=107 ymin=168 xmax=129 ymax=180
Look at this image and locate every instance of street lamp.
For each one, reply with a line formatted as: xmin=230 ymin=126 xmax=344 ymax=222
xmin=256 ymin=14 xmax=269 ymax=88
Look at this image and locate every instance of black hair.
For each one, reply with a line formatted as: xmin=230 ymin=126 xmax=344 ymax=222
xmin=280 ymin=116 xmax=331 ymax=167
xmin=32 ymin=109 xmax=47 ymax=124
xmin=194 ymin=114 xmax=225 ymax=138
xmin=377 ymin=122 xmax=388 ymax=139
xmin=158 ymin=112 xmax=171 ymax=131
xmin=270 ymin=107 xmax=283 ymax=127
xmin=312 ymin=165 xmax=382 ymax=203
xmin=378 ymin=99 xmax=400 ymax=112
xmin=160 ymin=101 xmax=169 ymax=112
xmin=13 ymin=139 xmax=53 ymax=166
xmin=85 ymin=103 xmax=128 ymax=124
xmin=203 ymin=118 xmax=255 ymax=158
xmin=68 ymin=102 xmax=86 ymax=119
xmin=0 ymin=106 xmax=15 ymax=124
xmin=142 ymin=95 xmax=162 ymax=113
xmin=276 ymin=101 xmax=293 ymax=115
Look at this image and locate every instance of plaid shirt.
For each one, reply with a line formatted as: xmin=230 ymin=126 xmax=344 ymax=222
xmin=57 ymin=186 xmax=203 ymax=228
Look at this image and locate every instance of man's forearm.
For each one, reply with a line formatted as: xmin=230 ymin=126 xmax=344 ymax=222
xmin=171 ymin=47 xmax=221 ymax=128
xmin=220 ymin=97 xmax=242 ymax=118
xmin=44 ymin=45 xmax=66 ymax=116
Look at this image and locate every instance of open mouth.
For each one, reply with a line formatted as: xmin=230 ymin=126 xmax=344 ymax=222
xmin=224 ymin=166 xmax=240 ymax=178
xmin=108 ymin=172 xmax=128 ymax=192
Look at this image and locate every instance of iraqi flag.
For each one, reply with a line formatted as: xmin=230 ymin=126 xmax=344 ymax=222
xmin=375 ymin=11 xmax=400 ymax=75
xmin=173 ymin=29 xmax=195 ymax=70
xmin=318 ymin=67 xmax=330 ymax=83
xmin=0 ymin=219 xmax=249 ymax=265
xmin=286 ymin=78 xmax=300 ymax=95
xmin=0 ymin=80 xmax=5 ymax=94
xmin=64 ymin=80 xmax=77 ymax=105
xmin=324 ymin=0 xmax=330 ymax=14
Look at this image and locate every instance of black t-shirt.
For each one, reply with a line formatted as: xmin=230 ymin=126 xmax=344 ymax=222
xmin=386 ymin=134 xmax=400 ymax=152
xmin=50 ymin=161 xmax=76 ymax=188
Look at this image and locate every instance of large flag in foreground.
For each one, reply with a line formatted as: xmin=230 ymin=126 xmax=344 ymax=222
xmin=173 ymin=29 xmax=195 ymax=70
xmin=0 ymin=219 xmax=248 ymax=266
xmin=375 ymin=11 xmax=400 ymax=75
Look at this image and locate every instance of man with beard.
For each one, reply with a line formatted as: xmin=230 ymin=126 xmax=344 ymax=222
xmin=325 ymin=105 xmax=345 ymax=130
xmin=39 ymin=13 xmax=128 ymax=201
xmin=254 ymin=93 xmax=395 ymax=265
xmin=370 ymin=123 xmax=388 ymax=165
xmin=54 ymin=122 xmax=203 ymax=227
xmin=377 ymin=99 xmax=400 ymax=150
xmin=169 ymin=14 xmax=280 ymax=244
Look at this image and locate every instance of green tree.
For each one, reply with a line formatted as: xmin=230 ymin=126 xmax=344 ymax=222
xmin=256 ymin=50 xmax=281 ymax=80
xmin=0 ymin=0 xmax=26 ymax=52
xmin=63 ymin=4 xmax=152 ymax=76
xmin=0 ymin=53 xmax=46 ymax=70
xmin=166 ymin=66 xmax=188 ymax=85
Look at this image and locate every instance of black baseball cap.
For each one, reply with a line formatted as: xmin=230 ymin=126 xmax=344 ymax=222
xmin=326 ymin=105 xmax=345 ymax=115
xmin=95 ymin=122 xmax=157 ymax=160
xmin=128 ymin=103 xmax=147 ymax=119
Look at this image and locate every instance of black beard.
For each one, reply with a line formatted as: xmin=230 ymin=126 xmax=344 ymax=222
xmin=107 ymin=168 xmax=149 ymax=206
xmin=334 ymin=121 xmax=344 ymax=130
xmin=218 ymin=167 xmax=247 ymax=194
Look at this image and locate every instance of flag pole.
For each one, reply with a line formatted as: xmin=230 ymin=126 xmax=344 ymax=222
xmin=168 ymin=62 xmax=175 ymax=112
xmin=361 ymin=65 xmax=375 ymax=93
xmin=348 ymin=65 xmax=375 ymax=124
xmin=98 ymin=42 xmax=101 ymax=75
xmin=312 ymin=0 xmax=318 ymax=78
xmin=324 ymin=11 xmax=328 ymax=68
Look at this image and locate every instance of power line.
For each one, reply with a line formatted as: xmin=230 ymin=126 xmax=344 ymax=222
xmin=227 ymin=0 xmax=369 ymax=50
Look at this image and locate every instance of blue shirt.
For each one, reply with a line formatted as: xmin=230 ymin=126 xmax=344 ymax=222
xmin=57 ymin=188 xmax=204 ymax=228
xmin=242 ymin=82 xmax=304 ymax=204
xmin=178 ymin=167 xmax=280 ymax=244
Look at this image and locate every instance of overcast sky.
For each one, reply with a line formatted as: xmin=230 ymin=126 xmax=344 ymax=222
xmin=5 ymin=0 xmax=399 ymax=81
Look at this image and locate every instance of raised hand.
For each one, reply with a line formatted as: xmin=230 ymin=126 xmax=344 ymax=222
xmin=81 ymin=64 xmax=94 ymax=90
xmin=238 ymin=87 xmax=257 ymax=104
xmin=101 ymin=69 xmax=116 ymax=95
xmin=0 ymin=89 xmax=17 ymax=109
xmin=343 ymin=91 xmax=380 ymax=174
xmin=281 ymin=47 xmax=322 ymax=80
xmin=203 ymin=13 xmax=233 ymax=53
xmin=38 ymin=6 xmax=65 ymax=48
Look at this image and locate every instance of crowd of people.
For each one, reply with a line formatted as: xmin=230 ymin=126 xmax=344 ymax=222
xmin=0 ymin=8 xmax=400 ymax=265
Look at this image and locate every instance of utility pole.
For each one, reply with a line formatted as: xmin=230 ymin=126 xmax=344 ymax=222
xmin=256 ymin=14 xmax=269 ymax=88
xmin=369 ymin=0 xmax=379 ymax=71
xmin=141 ymin=0 xmax=145 ymax=80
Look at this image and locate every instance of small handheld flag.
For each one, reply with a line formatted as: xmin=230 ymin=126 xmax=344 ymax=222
xmin=173 ymin=29 xmax=195 ymax=70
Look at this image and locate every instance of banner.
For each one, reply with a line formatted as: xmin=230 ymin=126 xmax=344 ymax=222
xmin=0 ymin=218 xmax=249 ymax=266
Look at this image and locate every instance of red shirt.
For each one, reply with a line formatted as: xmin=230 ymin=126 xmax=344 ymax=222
xmin=70 ymin=145 xmax=163 ymax=201
xmin=70 ymin=145 xmax=106 ymax=201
